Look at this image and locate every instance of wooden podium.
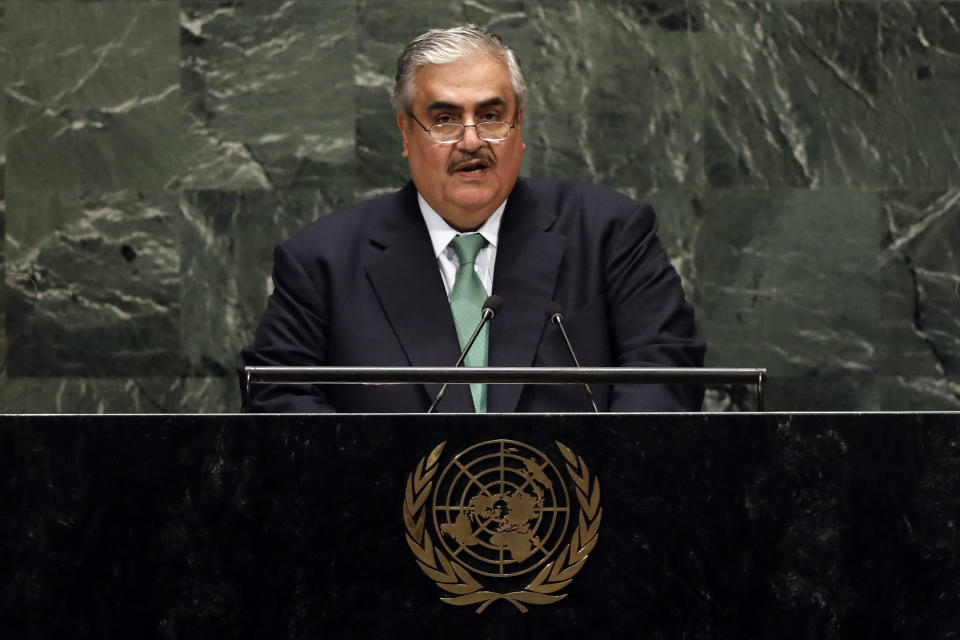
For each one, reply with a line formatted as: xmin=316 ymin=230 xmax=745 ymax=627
xmin=3 ymin=411 xmax=960 ymax=638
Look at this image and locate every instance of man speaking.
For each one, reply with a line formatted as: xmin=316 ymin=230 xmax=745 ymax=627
xmin=240 ymin=25 xmax=705 ymax=413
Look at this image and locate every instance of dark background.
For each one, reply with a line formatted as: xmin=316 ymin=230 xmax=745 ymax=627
xmin=1 ymin=1 xmax=958 ymax=412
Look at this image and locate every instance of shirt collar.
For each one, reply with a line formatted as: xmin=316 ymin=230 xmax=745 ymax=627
xmin=418 ymin=193 xmax=506 ymax=259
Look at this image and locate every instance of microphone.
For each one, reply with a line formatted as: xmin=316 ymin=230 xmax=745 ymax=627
xmin=427 ymin=294 xmax=503 ymax=413
xmin=546 ymin=302 xmax=600 ymax=413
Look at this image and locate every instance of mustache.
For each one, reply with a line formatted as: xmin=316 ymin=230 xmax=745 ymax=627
xmin=446 ymin=150 xmax=496 ymax=174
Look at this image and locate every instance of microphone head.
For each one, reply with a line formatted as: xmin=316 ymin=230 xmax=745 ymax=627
xmin=482 ymin=294 xmax=504 ymax=316
xmin=545 ymin=301 xmax=564 ymax=323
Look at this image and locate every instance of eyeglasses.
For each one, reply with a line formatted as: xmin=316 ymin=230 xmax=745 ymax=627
xmin=410 ymin=112 xmax=517 ymax=143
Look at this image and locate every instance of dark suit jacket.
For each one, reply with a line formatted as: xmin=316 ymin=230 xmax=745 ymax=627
xmin=240 ymin=179 xmax=706 ymax=412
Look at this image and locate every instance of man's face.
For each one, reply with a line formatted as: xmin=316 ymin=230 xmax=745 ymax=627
xmin=397 ymin=57 xmax=525 ymax=232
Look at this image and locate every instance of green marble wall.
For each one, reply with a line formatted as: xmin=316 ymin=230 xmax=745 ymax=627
xmin=1 ymin=1 xmax=958 ymax=412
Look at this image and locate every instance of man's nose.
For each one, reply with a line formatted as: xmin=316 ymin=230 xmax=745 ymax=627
xmin=456 ymin=123 xmax=484 ymax=151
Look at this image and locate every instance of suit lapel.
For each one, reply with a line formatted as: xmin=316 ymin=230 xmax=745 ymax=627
xmin=488 ymin=180 xmax=565 ymax=413
xmin=365 ymin=183 xmax=474 ymax=412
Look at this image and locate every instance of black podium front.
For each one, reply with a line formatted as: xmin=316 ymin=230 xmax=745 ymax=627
xmin=3 ymin=413 xmax=960 ymax=638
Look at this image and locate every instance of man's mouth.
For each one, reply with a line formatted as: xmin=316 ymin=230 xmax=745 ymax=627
xmin=450 ymin=158 xmax=492 ymax=175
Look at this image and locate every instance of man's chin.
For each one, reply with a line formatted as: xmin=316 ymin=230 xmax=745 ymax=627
xmin=441 ymin=198 xmax=501 ymax=231
xmin=446 ymin=182 xmax=500 ymax=207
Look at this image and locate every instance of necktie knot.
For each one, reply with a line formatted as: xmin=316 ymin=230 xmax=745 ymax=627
xmin=450 ymin=234 xmax=487 ymax=266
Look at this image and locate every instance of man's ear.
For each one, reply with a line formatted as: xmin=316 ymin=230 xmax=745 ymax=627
xmin=397 ymin=112 xmax=410 ymax=158
xmin=516 ymin=108 xmax=526 ymax=151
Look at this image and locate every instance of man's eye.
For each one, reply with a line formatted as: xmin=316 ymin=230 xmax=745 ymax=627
xmin=481 ymin=113 xmax=501 ymax=121
xmin=435 ymin=115 xmax=458 ymax=124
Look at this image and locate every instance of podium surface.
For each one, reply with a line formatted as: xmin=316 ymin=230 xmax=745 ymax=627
xmin=3 ymin=412 xmax=959 ymax=638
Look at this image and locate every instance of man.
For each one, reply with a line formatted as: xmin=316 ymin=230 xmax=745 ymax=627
xmin=240 ymin=25 xmax=705 ymax=413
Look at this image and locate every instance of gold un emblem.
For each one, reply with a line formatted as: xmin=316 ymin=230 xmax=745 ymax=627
xmin=403 ymin=439 xmax=602 ymax=612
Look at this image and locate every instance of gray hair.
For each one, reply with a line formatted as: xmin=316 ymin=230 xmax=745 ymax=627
xmin=392 ymin=24 xmax=527 ymax=114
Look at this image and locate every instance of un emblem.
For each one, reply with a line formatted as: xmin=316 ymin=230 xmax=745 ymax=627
xmin=403 ymin=440 xmax=602 ymax=613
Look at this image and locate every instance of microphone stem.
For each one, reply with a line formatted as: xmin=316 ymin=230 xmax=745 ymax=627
xmin=552 ymin=314 xmax=600 ymax=413
xmin=454 ymin=308 xmax=493 ymax=368
xmin=427 ymin=308 xmax=494 ymax=413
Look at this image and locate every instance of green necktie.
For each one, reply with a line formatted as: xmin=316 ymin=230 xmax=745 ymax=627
xmin=449 ymin=234 xmax=489 ymax=413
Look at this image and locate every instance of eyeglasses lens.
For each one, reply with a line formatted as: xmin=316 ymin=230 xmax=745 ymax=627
xmin=430 ymin=122 xmax=511 ymax=142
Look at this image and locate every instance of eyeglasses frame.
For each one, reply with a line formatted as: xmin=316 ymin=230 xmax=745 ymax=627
xmin=408 ymin=111 xmax=518 ymax=144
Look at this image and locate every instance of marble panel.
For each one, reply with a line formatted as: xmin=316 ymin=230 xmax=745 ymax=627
xmin=878 ymin=1 xmax=960 ymax=187
xmin=4 ymin=190 xmax=183 ymax=377
xmin=522 ymin=1 xmax=701 ymax=189
xmin=5 ymin=2 xmax=181 ymax=190
xmin=0 ymin=0 xmax=953 ymax=414
xmin=1 ymin=1 xmax=7 ymax=193
xmin=695 ymin=189 xmax=884 ymax=410
xmin=3 ymin=376 xmax=238 ymax=414
xmin=696 ymin=1 xmax=881 ymax=188
xmin=1 ymin=4 xmax=6 ymax=372
xmin=178 ymin=1 xmax=356 ymax=191
xmin=877 ymin=188 xmax=960 ymax=409
xmin=179 ymin=188 xmax=344 ymax=382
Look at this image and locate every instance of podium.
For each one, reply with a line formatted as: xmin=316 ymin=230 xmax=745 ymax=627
xmin=4 ymin=411 xmax=960 ymax=637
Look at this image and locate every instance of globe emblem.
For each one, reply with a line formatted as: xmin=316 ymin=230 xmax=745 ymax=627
xmin=431 ymin=440 xmax=571 ymax=578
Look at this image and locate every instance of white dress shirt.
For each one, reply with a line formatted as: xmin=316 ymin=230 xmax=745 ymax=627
xmin=417 ymin=193 xmax=506 ymax=299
